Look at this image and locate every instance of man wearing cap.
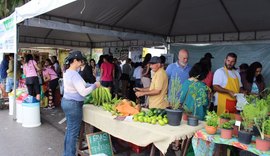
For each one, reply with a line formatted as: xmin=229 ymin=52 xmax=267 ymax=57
xmin=166 ymin=49 xmax=191 ymax=101
xmin=213 ymin=53 xmax=243 ymax=115
xmin=135 ymin=56 xmax=168 ymax=109
xmin=204 ymin=52 xmax=214 ymax=60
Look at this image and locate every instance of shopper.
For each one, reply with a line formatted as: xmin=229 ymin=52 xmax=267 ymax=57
xmin=242 ymin=62 xmax=265 ymax=96
xmin=61 ymin=51 xmax=100 ymax=156
xmin=89 ymin=59 xmax=97 ymax=78
xmin=23 ymin=54 xmax=41 ymax=100
xmin=180 ymin=62 xmax=209 ymax=120
xmin=42 ymin=59 xmax=59 ymax=109
xmin=79 ymin=58 xmax=96 ymax=84
xmin=100 ymin=55 xmax=114 ymax=90
xmin=51 ymin=56 xmax=62 ymax=78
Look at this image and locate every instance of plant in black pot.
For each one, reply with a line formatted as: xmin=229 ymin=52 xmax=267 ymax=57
xmin=165 ymin=75 xmax=183 ymax=126
xmin=182 ymin=79 xmax=208 ymax=127
xmin=182 ymin=105 xmax=192 ymax=121
xmin=238 ymin=103 xmax=258 ymax=144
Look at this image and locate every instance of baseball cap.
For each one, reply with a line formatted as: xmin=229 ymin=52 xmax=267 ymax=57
xmin=204 ymin=53 xmax=214 ymax=59
xmin=64 ymin=51 xmax=85 ymax=64
xmin=149 ymin=56 xmax=161 ymax=64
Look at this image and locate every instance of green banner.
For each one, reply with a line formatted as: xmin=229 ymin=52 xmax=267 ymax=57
xmin=0 ymin=13 xmax=17 ymax=53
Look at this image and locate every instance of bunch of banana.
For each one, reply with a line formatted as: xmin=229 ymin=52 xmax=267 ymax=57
xmin=102 ymin=102 xmax=113 ymax=111
xmin=91 ymin=87 xmax=112 ymax=106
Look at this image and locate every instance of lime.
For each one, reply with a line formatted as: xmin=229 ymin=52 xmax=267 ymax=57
xmin=138 ymin=111 xmax=145 ymax=116
xmin=143 ymin=117 xmax=148 ymax=123
xmin=151 ymin=119 xmax=157 ymax=124
xmin=133 ymin=116 xmax=138 ymax=122
xmin=138 ymin=116 xmax=144 ymax=122
xmin=158 ymin=119 xmax=165 ymax=126
xmin=163 ymin=118 xmax=168 ymax=124
xmin=157 ymin=115 xmax=163 ymax=120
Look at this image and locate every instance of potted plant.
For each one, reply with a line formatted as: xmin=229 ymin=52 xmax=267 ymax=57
xmin=220 ymin=120 xmax=234 ymax=139
xmin=219 ymin=112 xmax=231 ymax=125
xmin=182 ymin=105 xmax=192 ymax=121
xmin=183 ymin=81 xmax=208 ymax=126
xmin=253 ymin=99 xmax=270 ymax=151
xmin=238 ymin=104 xmax=258 ymax=144
xmin=264 ymin=119 xmax=270 ymax=139
xmin=205 ymin=111 xmax=219 ymax=135
xmin=165 ymin=75 xmax=183 ymax=126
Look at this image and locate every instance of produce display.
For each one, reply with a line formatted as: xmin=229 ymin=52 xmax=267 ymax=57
xmin=84 ymin=87 xmax=168 ymax=126
xmin=103 ymin=98 xmax=141 ymax=116
xmin=88 ymin=87 xmax=112 ymax=106
xmin=133 ymin=108 xmax=168 ymax=126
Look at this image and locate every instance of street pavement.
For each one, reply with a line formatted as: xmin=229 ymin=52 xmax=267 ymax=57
xmin=0 ymin=109 xmax=64 ymax=156
xmin=0 ymin=106 xmax=176 ymax=156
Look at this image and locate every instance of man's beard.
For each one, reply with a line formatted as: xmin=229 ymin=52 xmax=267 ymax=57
xmin=179 ymin=61 xmax=187 ymax=67
xmin=225 ymin=63 xmax=233 ymax=70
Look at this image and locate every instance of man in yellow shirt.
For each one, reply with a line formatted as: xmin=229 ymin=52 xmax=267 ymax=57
xmin=135 ymin=56 xmax=169 ymax=109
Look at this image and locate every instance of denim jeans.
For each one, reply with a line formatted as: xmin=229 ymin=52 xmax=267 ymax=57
xmin=5 ymin=77 xmax=18 ymax=92
xmin=61 ymin=98 xmax=83 ymax=156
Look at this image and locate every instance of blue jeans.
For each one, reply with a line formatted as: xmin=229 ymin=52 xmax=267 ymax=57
xmin=61 ymin=98 xmax=83 ymax=156
xmin=5 ymin=77 xmax=18 ymax=92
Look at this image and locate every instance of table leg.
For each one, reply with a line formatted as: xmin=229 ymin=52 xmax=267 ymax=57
xmin=149 ymin=144 xmax=164 ymax=156
xmin=180 ymin=137 xmax=192 ymax=156
xmin=77 ymin=122 xmax=94 ymax=156
xmin=150 ymin=144 xmax=156 ymax=156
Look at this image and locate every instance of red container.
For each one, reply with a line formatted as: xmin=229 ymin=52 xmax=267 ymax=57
xmin=128 ymin=143 xmax=150 ymax=153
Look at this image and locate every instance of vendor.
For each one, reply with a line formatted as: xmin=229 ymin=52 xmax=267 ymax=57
xmin=213 ymin=53 xmax=244 ymax=115
xmin=135 ymin=56 xmax=168 ymax=109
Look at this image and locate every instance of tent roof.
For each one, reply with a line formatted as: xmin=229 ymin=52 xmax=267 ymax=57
xmin=19 ymin=0 xmax=270 ymax=47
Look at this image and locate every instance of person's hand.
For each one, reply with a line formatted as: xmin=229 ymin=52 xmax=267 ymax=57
xmin=228 ymin=90 xmax=235 ymax=98
xmin=135 ymin=91 xmax=144 ymax=97
xmin=94 ymin=82 xmax=101 ymax=88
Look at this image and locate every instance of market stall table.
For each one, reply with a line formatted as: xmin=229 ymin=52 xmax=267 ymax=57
xmin=192 ymin=129 xmax=270 ymax=156
xmin=78 ymin=105 xmax=205 ymax=155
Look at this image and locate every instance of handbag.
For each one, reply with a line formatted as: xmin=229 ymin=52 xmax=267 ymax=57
xmin=32 ymin=60 xmax=43 ymax=85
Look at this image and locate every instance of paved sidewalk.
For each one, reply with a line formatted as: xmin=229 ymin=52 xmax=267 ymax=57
xmin=0 ymin=109 xmax=64 ymax=156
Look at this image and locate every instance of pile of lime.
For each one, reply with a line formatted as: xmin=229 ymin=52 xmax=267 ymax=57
xmin=133 ymin=108 xmax=168 ymax=126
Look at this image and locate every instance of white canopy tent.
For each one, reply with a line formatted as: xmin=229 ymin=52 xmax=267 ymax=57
xmin=0 ymin=0 xmax=76 ymax=119
xmin=1 ymin=0 xmax=270 ymax=118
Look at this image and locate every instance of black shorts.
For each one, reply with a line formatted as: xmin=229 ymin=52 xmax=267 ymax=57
xmin=101 ymin=81 xmax=113 ymax=88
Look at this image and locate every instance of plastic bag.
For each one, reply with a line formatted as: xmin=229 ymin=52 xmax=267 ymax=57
xmin=23 ymin=95 xmax=39 ymax=103
xmin=235 ymin=93 xmax=248 ymax=110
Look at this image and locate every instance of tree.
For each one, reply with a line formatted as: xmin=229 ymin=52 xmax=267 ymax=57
xmin=0 ymin=0 xmax=24 ymax=18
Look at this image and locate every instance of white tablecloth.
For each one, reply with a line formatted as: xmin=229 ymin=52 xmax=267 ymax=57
xmin=83 ymin=105 xmax=205 ymax=154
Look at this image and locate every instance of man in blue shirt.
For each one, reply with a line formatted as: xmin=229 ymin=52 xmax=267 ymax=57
xmin=166 ymin=49 xmax=191 ymax=100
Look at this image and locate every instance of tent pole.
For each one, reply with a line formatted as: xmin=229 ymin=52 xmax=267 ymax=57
xmin=12 ymin=25 xmax=18 ymax=120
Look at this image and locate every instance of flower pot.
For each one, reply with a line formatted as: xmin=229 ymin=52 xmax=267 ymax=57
xmin=233 ymin=126 xmax=239 ymax=137
xmin=253 ymin=126 xmax=260 ymax=137
xmin=205 ymin=125 xmax=217 ymax=135
xmin=256 ymin=138 xmax=270 ymax=151
xmin=182 ymin=113 xmax=188 ymax=121
xmin=219 ymin=118 xmax=230 ymax=126
xmin=234 ymin=113 xmax=242 ymax=121
xmin=238 ymin=130 xmax=253 ymax=144
xmin=221 ymin=128 xmax=233 ymax=139
xmin=187 ymin=115 xmax=199 ymax=126
xmin=165 ymin=109 xmax=183 ymax=126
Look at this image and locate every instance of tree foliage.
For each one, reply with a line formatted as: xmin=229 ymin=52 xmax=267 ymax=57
xmin=0 ymin=0 xmax=24 ymax=18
